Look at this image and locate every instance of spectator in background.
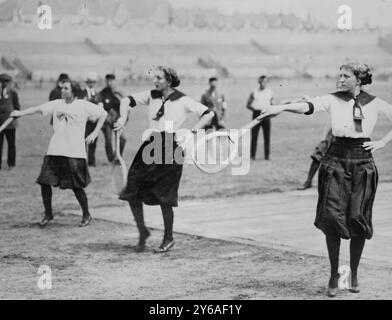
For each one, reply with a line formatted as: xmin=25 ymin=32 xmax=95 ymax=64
xmin=49 ymin=73 xmax=69 ymax=101
xmin=0 ymin=73 xmax=20 ymax=170
xmin=246 ymin=75 xmax=274 ymax=160
xmin=297 ymin=128 xmax=335 ymax=190
xmin=82 ymin=72 xmax=100 ymax=167
xmin=97 ymin=74 xmax=126 ymax=163
xmin=201 ymin=77 xmax=227 ymax=131
xmin=49 ymin=73 xmax=69 ymax=126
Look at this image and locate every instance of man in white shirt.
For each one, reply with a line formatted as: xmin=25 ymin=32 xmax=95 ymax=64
xmin=246 ymin=75 xmax=274 ymax=160
xmin=11 ymin=79 xmax=107 ymax=228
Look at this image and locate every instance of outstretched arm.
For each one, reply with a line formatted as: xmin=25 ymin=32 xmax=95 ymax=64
xmin=256 ymin=102 xmax=313 ymax=121
xmin=10 ymin=105 xmax=46 ymax=118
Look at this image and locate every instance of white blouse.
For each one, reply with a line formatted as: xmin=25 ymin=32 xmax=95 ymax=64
xmin=251 ymin=87 xmax=274 ymax=110
xmin=309 ymin=91 xmax=392 ymax=138
xmin=127 ymin=90 xmax=209 ymax=132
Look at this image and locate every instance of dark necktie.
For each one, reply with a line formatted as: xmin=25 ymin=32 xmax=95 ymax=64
xmin=152 ymin=97 xmax=169 ymax=121
xmin=352 ymin=97 xmax=364 ymax=132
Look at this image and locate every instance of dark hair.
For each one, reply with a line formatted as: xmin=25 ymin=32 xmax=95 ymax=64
xmin=58 ymin=73 xmax=69 ymax=82
xmin=340 ymin=62 xmax=372 ymax=85
xmin=62 ymin=79 xmax=83 ymax=98
xmin=209 ymin=77 xmax=218 ymax=82
xmin=156 ymin=66 xmax=180 ymax=88
xmin=258 ymin=75 xmax=266 ymax=80
xmin=105 ymin=73 xmax=115 ymax=80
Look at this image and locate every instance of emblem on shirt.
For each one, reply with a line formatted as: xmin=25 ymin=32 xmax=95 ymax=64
xmin=56 ymin=112 xmax=76 ymax=123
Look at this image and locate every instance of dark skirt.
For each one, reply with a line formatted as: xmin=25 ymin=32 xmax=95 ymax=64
xmin=119 ymin=132 xmax=184 ymax=207
xmin=36 ymin=155 xmax=91 ymax=189
xmin=315 ymin=137 xmax=378 ymax=239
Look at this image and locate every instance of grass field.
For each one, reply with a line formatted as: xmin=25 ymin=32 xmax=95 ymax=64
xmin=1 ymin=78 xmax=392 ymax=299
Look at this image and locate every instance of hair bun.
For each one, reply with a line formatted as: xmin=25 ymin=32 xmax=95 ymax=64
xmin=340 ymin=62 xmax=373 ymax=86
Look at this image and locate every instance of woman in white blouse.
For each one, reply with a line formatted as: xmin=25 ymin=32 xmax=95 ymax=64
xmin=115 ymin=66 xmax=213 ymax=253
xmin=257 ymin=62 xmax=392 ymax=297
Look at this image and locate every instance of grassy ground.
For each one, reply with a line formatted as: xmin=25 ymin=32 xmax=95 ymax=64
xmin=1 ymin=78 xmax=392 ymax=299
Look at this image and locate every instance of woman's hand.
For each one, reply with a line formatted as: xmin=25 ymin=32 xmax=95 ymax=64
xmin=363 ymin=140 xmax=386 ymax=153
xmin=256 ymin=105 xmax=284 ymax=121
xmin=175 ymin=129 xmax=194 ymax=151
xmin=85 ymin=131 xmax=99 ymax=144
xmin=10 ymin=110 xmax=22 ymax=118
xmin=114 ymin=117 xmax=126 ymax=131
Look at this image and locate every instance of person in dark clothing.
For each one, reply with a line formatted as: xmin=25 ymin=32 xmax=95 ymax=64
xmin=49 ymin=73 xmax=69 ymax=101
xmin=0 ymin=73 xmax=20 ymax=170
xmin=97 ymin=74 xmax=126 ymax=163
xmin=297 ymin=128 xmax=335 ymax=190
xmin=49 ymin=73 xmax=69 ymax=126
xmin=201 ymin=77 xmax=227 ymax=131
xmin=82 ymin=72 xmax=100 ymax=166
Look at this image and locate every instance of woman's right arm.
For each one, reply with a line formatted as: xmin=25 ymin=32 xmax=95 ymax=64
xmin=10 ymin=105 xmax=45 ymax=118
xmin=114 ymin=91 xmax=151 ymax=131
xmin=256 ymin=102 xmax=313 ymax=121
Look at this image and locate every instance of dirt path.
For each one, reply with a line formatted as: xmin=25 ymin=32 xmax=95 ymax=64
xmin=1 ymin=211 xmax=392 ymax=299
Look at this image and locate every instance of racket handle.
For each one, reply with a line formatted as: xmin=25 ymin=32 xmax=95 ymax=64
xmin=114 ymin=130 xmax=121 ymax=159
xmin=0 ymin=117 xmax=15 ymax=134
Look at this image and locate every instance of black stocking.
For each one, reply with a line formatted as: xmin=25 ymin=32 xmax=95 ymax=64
xmin=326 ymin=232 xmax=341 ymax=287
xmin=129 ymin=203 xmax=148 ymax=234
xmin=41 ymin=184 xmax=53 ymax=218
xmin=72 ymin=188 xmax=90 ymax=219
xmin=350 ymin=237 xmax=366 ymax=286
xmin=161 ymin=205 xmax=174 ymax=241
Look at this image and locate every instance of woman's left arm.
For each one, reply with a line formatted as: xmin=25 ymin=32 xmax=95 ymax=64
xmin=363 ymin=99 xmax=392 ymax=153
xmin=191 ymin=110 xmax=214 ymax=131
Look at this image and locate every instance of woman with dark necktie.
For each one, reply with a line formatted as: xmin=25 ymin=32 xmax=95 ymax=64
xmin=114 ymin=66 xmax=213 ymax=253
xmin=256 ymin=62 xmax=392 ymax=297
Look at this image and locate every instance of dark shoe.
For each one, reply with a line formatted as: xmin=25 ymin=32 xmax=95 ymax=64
xmin=135 ymin=228 xmax=151 ymax=252
xmin=154 ymin=238 xmax=175 ymax=253
xmin=39 ymin=215 xmax=53 ymax=227
xmin=79 ymin=215 xmax=92 ymax=227
xmin=326 ymin=276 xmax=340 ymax=297
xmin=349 ymin=285 xmax=360 ymax=293
xmin=326 ymin=286 xmax=339 ymax=297
xmin=349 ymin=276 xmax=360 ymax=293
xmin=297 ymin=182 xmax=312 ymax=190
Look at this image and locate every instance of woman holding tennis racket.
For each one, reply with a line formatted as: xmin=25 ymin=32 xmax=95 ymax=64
xmin=114 ymin=66 xmax=214 ymax=253
xmin=256 ymin=63 xmax=392 ymax=297
xmin=10 ymin=79 xmax=107 ymax=228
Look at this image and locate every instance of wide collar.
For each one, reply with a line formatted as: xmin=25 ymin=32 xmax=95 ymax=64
xmin=150 ymin=89 xmax=185 ymax=101
xmin=331 ymin=90 xmax=376 ymax=106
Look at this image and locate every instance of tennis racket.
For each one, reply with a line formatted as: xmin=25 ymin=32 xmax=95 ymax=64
xmin=190 ymin=116 xmax=266 ymax=174
xmin=0 ymin=117 xmax=15 ymax=134
xmin=110 ymin=131 xmax=128 ymax=195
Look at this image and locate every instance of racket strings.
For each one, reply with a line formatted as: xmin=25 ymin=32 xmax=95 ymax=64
xmin=194 ymin=135 xmax=236 ymax=166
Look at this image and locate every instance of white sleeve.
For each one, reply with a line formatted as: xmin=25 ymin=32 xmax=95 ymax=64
xmin=308 ymin=94 xmax=331 ymax=113
xmin=128 ymin=90 xmax=151 ymax=108
xmin=83 ymin=101 xmax=106 ymax=119
xmin=376 ymin=98 xmax=392 ymax=122
xmin=39 ymin=100 xmax=57 ymax=116
xmin=183 ymin=96 xmax=209 ymax=117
